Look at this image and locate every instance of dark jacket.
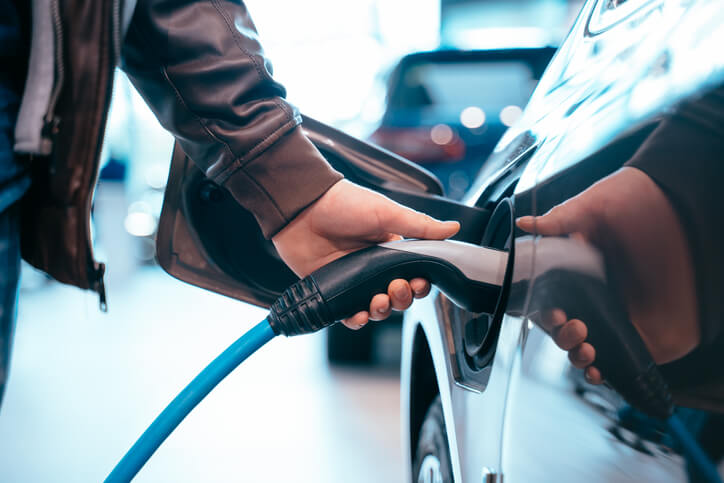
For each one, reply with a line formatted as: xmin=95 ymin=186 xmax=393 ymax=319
xmin=626 ymin=85 xmax=724 ymax=412
xmin=16 ymin=0 xmax=342 ymax=306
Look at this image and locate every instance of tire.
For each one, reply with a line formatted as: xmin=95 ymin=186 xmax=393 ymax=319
xmin=413 ymin=396 xmax=454 ymax=483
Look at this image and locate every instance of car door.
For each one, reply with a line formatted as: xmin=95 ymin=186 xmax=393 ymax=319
xmin=496 ymin=0 xmax=724 ymax=480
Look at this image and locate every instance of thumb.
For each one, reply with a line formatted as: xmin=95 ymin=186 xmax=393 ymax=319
xmin=516 ymin=199 xmax=588 ymax=236
xmin=378 ymin=203 xmax=460 ymax=240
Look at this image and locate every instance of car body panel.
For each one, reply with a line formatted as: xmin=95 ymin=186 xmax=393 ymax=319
xmin=508 ymin=0 xmax=724 ymax=196
xmin=502 ymin=323 xmax=688 ymax=482
xmin=402 ymin=296 xmax=529 ymax=482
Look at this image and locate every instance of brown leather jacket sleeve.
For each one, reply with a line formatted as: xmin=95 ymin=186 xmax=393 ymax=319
xmin=121 ymin=0 xmax=342 ymax=238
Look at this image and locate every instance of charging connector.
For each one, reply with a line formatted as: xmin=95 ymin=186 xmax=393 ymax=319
xmin=269 ymin=241 xmax=506 ymax=336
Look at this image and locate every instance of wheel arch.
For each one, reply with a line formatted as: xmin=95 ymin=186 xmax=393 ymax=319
xmin=408 ymin=324 xmax=441 ymax=466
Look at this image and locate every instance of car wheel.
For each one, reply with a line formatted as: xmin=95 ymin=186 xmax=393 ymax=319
xmin=414 ymin=396 xmax=454 ymax=483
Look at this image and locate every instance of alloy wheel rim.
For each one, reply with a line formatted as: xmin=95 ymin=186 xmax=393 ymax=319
xmin=418 ymin=454 xmax=443 ymax=483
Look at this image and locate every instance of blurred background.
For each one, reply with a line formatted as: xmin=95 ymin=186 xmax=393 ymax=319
xmin=0 ymin=0 xmax=581 ymax=481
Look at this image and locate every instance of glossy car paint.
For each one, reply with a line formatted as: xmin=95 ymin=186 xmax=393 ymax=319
xmin=402 ymin=0 xmax=724 ymax=481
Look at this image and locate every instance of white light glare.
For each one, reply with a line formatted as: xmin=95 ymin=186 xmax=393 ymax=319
xmin=430 ymin=124 xmax=454 ymax=145
xmin=127 ymin=200 xmax=152 ymax=215
xmin=499 ymin=105 xmax=523 ymax=127
xmin=460 ymin=106 xmax=486 ymax=129
xmin=145 ymin=164 xmax=169 ymax=190
xmin=450 ymin=27 xmax=552 ymax=50
xmin=124 ymin=212 xmax=157 ymax=237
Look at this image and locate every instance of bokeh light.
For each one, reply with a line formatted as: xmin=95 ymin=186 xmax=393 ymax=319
xmin=499 ymin=105 xmax=523 ymax=126
xmin=460 ymin=106 xmax=486 ymax=129
xmin=430 ymin=124 xmax=454 ymax=145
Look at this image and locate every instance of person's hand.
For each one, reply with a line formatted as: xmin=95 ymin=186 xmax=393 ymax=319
xmin=516 ymin=167 xmax=699 ymax=384
xmin=272 ymin=180 xmax=460 ymax=329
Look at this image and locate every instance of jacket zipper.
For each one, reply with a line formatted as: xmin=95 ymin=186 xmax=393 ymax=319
xmin=42 ymin=0 xmax=65 ymax=142
xmin=112 ymin=0 xmax=122 ymax=63
xmin=87 ymin=0 xmax=124 ymax=311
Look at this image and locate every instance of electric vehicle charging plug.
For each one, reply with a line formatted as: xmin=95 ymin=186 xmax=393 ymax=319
xmin=268 ymin=240 xmax=508 ymax=336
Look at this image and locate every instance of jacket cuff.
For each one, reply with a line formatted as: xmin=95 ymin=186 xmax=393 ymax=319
xmin=221 ymin=126 xmax=343 ymax=238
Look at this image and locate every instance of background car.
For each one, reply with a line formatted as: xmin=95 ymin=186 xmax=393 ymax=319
xmin=369 ymin=47 xmax=555 ymax=199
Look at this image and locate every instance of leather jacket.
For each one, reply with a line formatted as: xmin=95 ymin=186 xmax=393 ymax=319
xmin=16 ymin=0 xmax=342 ymax=307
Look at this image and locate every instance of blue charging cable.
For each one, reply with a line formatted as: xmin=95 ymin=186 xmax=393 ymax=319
xmin=105 ymin=319 xmax=276 ymax=482
xmin=668 ymin=415 xmax=723 ymax=483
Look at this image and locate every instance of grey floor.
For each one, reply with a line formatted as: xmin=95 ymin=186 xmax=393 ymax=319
xmin=0 ymin=266 xmax=402 ymax=482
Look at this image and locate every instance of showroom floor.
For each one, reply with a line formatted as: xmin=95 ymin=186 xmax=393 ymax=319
xmin=0 ymin=266 xmax=402 ymax=482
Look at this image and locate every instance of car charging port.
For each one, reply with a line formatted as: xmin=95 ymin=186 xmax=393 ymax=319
xmin=464 ymin=198 xmax=514 ymax=368
xmin=442 ymin=197 xmax=514 ymax=391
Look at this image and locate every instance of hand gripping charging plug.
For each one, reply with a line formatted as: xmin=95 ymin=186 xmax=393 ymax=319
xmin=107 ymin=237 xmax=677 ymax=483
xmin=267 ymin=240 xmax=508 ymax=335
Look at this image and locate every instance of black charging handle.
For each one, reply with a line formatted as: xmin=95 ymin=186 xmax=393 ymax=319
xmin=518 ymin=268 xmax=674 ymax=419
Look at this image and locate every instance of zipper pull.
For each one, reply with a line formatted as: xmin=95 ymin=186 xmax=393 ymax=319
xmin=41 ymin=116 xmax=61 ymax=152
xmin=42 ymin=116 xmax=61 ymax=138
xmin=95 ymin=263 xmax=108 ymax=312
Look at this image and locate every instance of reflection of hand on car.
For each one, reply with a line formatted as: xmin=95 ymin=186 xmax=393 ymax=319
xmin=516 ymin=167 xmax=700 ymax=384
xmin=272 ymin=179 xmax=459 ymax=330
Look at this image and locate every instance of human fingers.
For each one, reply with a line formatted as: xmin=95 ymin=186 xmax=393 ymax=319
xmin=540 ymin=308 xmax=568 ymax=333
xmin=388 ymin=279 xmax=413 ymax=310
xmin=410 ymin=278 xmax=431 ymax=298
xmin=370 ymin=278 xmax=429 ymax=321
xmin=516 ymin=198 xmax=592 ymax=237
xmin=369 ymin=293 xmax=392 ymax=321
xmin=342 ymin=311 xmax=369 ymax=330
xmin=569 ymin=232 xmax=588 ymax=244
xmin=375 ymin=199 xmax=460 ymax=240
xmin=568 ymin=342 xmax=595 ymax=369
xmin=585 ymin=366 xmax=603 ymax=385
xmin=552 ymin=318 xmax=588 ymax=351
